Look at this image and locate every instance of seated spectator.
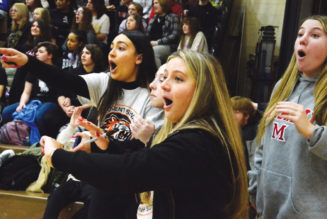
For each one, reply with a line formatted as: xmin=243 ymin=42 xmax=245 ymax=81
xmin=50 ymin=0 xmax=74 ymax=49
xmin=23 ymin=19 xmax=52 ymax=54
xmin=231 ymin=96 xmax=256 ymax=170
xmin=7 ymin=3 xmax=30 ymax=52
xmin=125 ymin=14 xmax=145 ymax=32
xmin=133 ymin=0 xmax=152 ymax=21
xmin=187 ymin=0 xmax=220 ymax=49
xmin=25 ymin=0 xmax=42 ymax=22
xmin=86 ymin=0 xmax=110 ymax=45
xmin=118 ymin=2 xmax=146 ymax=33
xmin=72 ymin=6 xmax=97 ymax=45
xmin=2 ymin=41 xmax=69 ymax=138
xmin=61 ymin=30 xmax=86 ymax=70
xmin=115 ymin=0 xmax=132 ymax=33
xmin=32 ymin=7 xmax=51 ymax=25
xmin=148 ymin=0 xmax=182 ymax=21
xmin=146 ymin=0 xmax=179 ymax=67
xmin=178 ymin=16 xmax=208 ymax=53
xmin=58 ymin=44 xmax=106 ymax=117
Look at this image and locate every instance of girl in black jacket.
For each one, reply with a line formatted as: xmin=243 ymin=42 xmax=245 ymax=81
xmin=0 ymin=49 xmax=249 ymax=219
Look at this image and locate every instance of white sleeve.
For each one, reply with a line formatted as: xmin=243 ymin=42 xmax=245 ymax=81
xmin=78 ymin=73 xmax=109 ymax=107
xmin=191 ymin=31 xmax=208 ymax=53
xmin=99 ymin=14 xmax=110 ymax=35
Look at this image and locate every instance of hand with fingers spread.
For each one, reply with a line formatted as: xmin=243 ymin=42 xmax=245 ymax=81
xmin=0 ymin=48 xmax=28 ymax=68
xmin=40 ymin=136 xmax=64 ymax=168
xmin=78 ymin=117 xmax=109 ymax=150
xmin=131 ymin=114 xmax=155 ymax=145
xmin=275 ymin=101 xmax=315 ymax=139
xmin=69 ymin=105 xmax=92 ymax=129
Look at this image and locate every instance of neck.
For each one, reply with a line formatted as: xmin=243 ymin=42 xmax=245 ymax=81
xmin=83 ymin=64 xmax=95 ymax=73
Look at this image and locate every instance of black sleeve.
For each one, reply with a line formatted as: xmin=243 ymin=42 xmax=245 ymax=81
xmin=0 ymin=68 xmax=7 ymax=86
xmin=91 ymin=138 xmax=146 ymax=154
xmin=22 ymin=56 xmax=90 ymax=98
xmin=52 ymin=130 xmax=227 ymax=194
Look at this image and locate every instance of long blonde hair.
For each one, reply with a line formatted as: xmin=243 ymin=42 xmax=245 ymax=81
xmin=142 ymin=51 xmax=249 ymax=219
xmin=11 ymin=3 xmax=29 ymax=32
xmin=257 ymin=15 xmax=327 ymax=142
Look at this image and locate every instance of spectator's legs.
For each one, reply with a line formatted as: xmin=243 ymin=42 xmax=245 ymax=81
xmin=2 ymin=102 xmax=19 ymax=124
xmin=35 ymin=102 xmax=69 ymax=138
xmin=43 ymin=180 xmax=83 ymax=219
xmin=153 ymin=45 xmax=171 ymax=67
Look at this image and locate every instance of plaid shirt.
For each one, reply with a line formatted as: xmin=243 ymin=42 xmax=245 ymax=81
xmin=146 ymin=13 xmax=180 ymax=49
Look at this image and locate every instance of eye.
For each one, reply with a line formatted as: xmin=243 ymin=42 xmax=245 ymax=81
xmin=312 ymin=33 xmax=319 ymax=38
xmin=175 ymin=76 xmax=183 ymax=82
xmin=297 ymin=32 xmax=303 ymax=38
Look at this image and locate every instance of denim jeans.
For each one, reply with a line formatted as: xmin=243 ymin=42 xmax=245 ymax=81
xmin=2 ymin=101 xmax=68 ymax=138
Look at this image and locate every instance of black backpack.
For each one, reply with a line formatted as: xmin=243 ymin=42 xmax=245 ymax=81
xmin=0 ymin=155 xmax=41 ymax=190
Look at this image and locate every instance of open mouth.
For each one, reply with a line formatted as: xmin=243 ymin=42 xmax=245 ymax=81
xmin=109 ymin=61 xmax=117 ymax=72
xmin=298 ymin=50 xmax=306 ymax=58
xmin=164 ymin=97 xmax=173 ymax=107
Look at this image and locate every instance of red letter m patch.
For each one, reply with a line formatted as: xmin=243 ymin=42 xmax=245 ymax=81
xmin=272 ymin=122 xmax=288 ymax=142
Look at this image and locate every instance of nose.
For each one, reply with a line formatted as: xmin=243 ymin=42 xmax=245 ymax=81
xmin=149 ymin=80 xmax=156 ymax=90
xmin=299 ymin=34 xmax=308 ymax=45
xmin=160 ymin=78 xmax=170 ymax=91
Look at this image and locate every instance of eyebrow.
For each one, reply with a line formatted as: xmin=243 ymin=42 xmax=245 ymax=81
xmin=299 ymin=27 xmax=323 ymax=31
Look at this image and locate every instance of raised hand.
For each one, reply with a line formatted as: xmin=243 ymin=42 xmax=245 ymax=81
xmin=275 ymin=101 xmax=315 ymax=139
xmin=131 ymin=114 xmax=155 ymax=145
xmin=40 ymin=136 xmax=63 ymax=168
xmin=78 ymin=117 xmax=109 ymax=150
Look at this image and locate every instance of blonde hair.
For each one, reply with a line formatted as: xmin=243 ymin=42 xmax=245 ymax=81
xmin=33 ymin=7 xmax=51 ymax=26
xmin=11 ymin=3 xmax=29 ymax=32
xmin=142 ymin=50 xmax=249 ymax=219
xmin=257 ymin=15 xmax=327 ymax=142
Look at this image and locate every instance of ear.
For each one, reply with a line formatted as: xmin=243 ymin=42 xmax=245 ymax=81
xmin=244 ymin=114 xmax=250 ymax=124
xmin=47 ymin=53 xmax=53 ymax=62
xmin=136 ymin=54 xmax=143 ymax=65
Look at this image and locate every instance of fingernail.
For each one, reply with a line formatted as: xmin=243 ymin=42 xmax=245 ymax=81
xmin=78 ymin=116 xmax=83 ymax=121
xmin=87 ymin=121 xmax=91 ymax=125
xmin=71 ymin=135 xmax=75 ymax=138
xmin=1 ymin=56 xmax=6 ymax=61
xmin=96 ymin=132 xmax=100 ymax=137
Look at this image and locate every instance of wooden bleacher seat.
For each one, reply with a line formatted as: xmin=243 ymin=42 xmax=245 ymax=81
xmin=0 ymin=144 xmax=30 ymax=154
xmin=0 ymin=144 xmax=84 ymax=218
xmin=0 ymin=190 xmax=83 ymax=218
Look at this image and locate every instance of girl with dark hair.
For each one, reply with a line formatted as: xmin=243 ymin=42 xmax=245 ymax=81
xmin=24 ymin=19 xmax=51 ymax=54
xmin=58 ymin=44 xmax=106 ymax=117
xmin=178 ymin=16 xmax=208 ymax=53
xmin=61 ymin=30 xmax=87 ymax=69
xmin=86 ymin=0 xmax=110 ymax=45
xmin=126 ymin=14 xmax=145 ymax=32
xmin=72 ymin=6 xmax=97 ymax=44
xmin=119 ymin=2 xmax=147 ymax=33
xmin=0 ymin=31 xmax=163 ymax=218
